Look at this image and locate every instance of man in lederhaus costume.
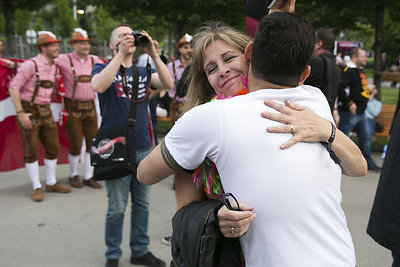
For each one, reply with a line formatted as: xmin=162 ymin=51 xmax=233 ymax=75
xmin=167 ymin=33 xmax=192 ymax=125
xmin=9 ymin=31 xmax=71 ymax=202
xmin=54 ymin=28 xmax=103 ymax=189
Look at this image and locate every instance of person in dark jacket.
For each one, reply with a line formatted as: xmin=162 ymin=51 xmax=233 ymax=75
xmin=337 ymin=47 xmax=381 ymax=171
xmin=304 ymin=28 xmax=340 ymax=113
xmin=367 ymin=109 xmax=400 ymax=266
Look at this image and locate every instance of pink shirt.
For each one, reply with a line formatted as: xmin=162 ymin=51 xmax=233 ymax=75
xmin=9 ymin=54 xmax=57 ymax=105
xmin=167 ymin=59 xmax=186 ymax=102
xmin=54 ymin=52 xmax=103 ymax=101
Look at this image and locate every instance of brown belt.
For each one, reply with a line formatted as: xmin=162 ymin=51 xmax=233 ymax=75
xmin=75 ymin=75 xmax=91 ymax=83
xmin=37 ymin=80 xmax=55 ymax=88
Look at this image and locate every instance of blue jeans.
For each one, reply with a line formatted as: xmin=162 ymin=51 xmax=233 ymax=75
xmin=104 ymin=148 xmax=152 ymax=260
xmin=338 ymin=110 xmax=376 ymax=168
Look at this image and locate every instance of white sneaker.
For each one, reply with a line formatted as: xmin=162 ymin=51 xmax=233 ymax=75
xmin=161 ymin=236 xmax=171 ymax=246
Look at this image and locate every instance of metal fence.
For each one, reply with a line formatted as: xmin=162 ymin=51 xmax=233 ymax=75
xmin=4 ymin=35 xmax=111 ymax=60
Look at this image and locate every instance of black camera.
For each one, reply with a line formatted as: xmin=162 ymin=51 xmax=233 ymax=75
xmin=132 ymin=30 xmax=149 ymax=47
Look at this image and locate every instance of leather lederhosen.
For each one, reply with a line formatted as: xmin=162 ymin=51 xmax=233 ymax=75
xmin=19 ymin=60 xmax=59 ymax=162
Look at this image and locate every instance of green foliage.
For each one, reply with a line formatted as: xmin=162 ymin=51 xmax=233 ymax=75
xmin=0 ymin=13 xmax=4 ymax=33
xmin=383 ymin=8 xmax=400 ymax=65
xmin=343 ymin=22 xmax=375 ymax=53
xmin=53 ymin=0 xmax=78 ymax=38
xmin=86 ymin=0 xmax=245 ymax=46
xmin=32 ymin=17 xmax=44 ymax=33
xmin=14 ymin=9 xmax=32 ymax=35
xmin=93 ymin=6 xmax=120 ymax=43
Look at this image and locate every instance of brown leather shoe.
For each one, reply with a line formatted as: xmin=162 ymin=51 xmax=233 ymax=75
xmin=32 ymin=188 xmax=43 ymax=202
xmin=45 ymin=183 xmax=71 ymax=193
xmin=83 ymin=178 xmax=102 ymax=189
xmin=69 ymin=175 xmax=83 ymax=188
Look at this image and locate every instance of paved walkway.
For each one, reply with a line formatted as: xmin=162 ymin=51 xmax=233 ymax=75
xmin=0 ymin=152 xmax=392 ymax=267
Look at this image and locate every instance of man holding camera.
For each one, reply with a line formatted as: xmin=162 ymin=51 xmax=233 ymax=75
xmin=54 ymin=28 xmax=103 ymax=189
xmin=91 ymin=24 xmax=173 ymax=267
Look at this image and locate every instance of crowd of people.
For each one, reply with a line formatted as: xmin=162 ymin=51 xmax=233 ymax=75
xmin=1 ymin=0 xmax=400 ymax=266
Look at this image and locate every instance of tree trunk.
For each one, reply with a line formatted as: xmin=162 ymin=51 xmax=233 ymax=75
xmin=173 ymin=21 xmax=184 ymax=57
xmin=373 ymin=4 xmax=385 ymax=100
xmin=2 ymin=2 xmax=14 ymax=57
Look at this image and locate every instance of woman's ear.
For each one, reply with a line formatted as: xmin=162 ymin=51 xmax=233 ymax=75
xmin=244 ymin=41 xmax=253 ymax=64
xmin=299 ymin=65 xmax=311 ymax=84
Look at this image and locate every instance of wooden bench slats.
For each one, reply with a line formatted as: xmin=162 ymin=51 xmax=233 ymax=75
xmin=381 ymin=72 xmax=400 ymax=83
xmin=375 ymin=104 xmax=396 ymax=137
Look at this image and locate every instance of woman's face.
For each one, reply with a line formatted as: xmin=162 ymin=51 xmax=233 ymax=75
xmin=203 ymin=40 xmax=248 ymax=97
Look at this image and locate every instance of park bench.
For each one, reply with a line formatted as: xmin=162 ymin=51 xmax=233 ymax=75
xmin=381 ymin=71 xmax=400 ymax=83
xmin=375 ymin=104 xmax=396 ymax=138
xmin=157 ymin=116 xmax=171 ymax=124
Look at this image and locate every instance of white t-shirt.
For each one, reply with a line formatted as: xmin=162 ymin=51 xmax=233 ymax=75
xmin=165 ymin=85 xmax=355 ymax=267
xmin=137 ymin=53 xmax=155 ymax=69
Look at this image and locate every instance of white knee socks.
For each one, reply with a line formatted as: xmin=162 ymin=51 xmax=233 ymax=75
xmin=26 ymin=161 xmax=41 ymax=189
xmin=84 ymin=152 xmax=94 ymax=180
xmin=44 ymin=158 xmax=57 ymax=186
xmin=68 ymin=154 xmax=79 ymax=177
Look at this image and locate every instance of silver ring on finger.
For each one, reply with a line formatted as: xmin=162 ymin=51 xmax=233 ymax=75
xmin=289 ymin=124 xmax=294 ymax=134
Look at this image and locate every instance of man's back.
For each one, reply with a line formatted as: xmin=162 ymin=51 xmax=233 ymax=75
xmin=166 ymin=85 xmax=355 ymax=266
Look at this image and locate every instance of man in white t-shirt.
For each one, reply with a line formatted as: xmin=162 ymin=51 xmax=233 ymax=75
xmin=138 ymin=13 xmax=356 ymax=267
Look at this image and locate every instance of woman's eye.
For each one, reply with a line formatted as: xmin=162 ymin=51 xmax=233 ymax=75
xmin=224 ymin=56 xmax=236 ymax=62
xmin=207 ymin=66 xmax=216 ymax=75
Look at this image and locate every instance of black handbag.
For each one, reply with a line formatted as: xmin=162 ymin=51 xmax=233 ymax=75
xmin=90 ymin=64 xmax=151 ymax=180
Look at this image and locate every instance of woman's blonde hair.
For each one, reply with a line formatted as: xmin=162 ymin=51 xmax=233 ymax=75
xmin=180 ymin=22 xmax=252 ymax=115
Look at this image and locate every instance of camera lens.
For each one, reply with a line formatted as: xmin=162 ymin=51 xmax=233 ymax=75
xmin=136 ymin=36 xmax=149 ymax=47
xmin=132 ymin=31 xmax=149 ymax=47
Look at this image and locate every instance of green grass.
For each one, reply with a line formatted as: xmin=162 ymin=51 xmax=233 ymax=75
xmin=381 ymin=87 xmax=399 ymax=105
xmin=156 ymin=120 xmax=172 ymax=136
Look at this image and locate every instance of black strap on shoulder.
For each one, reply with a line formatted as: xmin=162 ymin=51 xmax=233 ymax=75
xmin=321 ymin=54 xmax=334 ymax=109
xmin=120 ymin=63 xmax=152 ymax=103
xmin=124 ymin=65 xmax=139 ymax=168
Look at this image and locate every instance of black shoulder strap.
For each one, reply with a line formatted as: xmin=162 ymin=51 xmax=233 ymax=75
xmin=321 ymin=54 xmax=334 ymax=109
xmin=128 ymin=65 xmax=139 ymax=123
xmin=120 ymin=63 xmax=151 ymax=104
xmin=126 ymin=65 xmax=139 ymax=167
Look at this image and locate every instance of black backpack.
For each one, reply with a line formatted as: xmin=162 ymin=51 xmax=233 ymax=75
xmin=170 ymin=199 xmax=242 ymax=267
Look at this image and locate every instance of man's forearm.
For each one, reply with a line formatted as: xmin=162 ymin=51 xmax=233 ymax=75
xmin=91 ymin=53 xmax=124 ymax=93
xmin=8 ymin=88 xmax=23 ymax=112
xmin=151 ymin=53 xmax=173 ymax=89
xmin=137 ymin=141 xmax=179 ymax=184
xmin=332 ymin=129 xmax=367 ymax=177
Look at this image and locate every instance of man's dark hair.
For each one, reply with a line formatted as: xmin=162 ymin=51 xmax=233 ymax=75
xmin=315 ymin=28 xmax=335 ymax=53
xmin=251 ymin=12 xmax=315 ymax=86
